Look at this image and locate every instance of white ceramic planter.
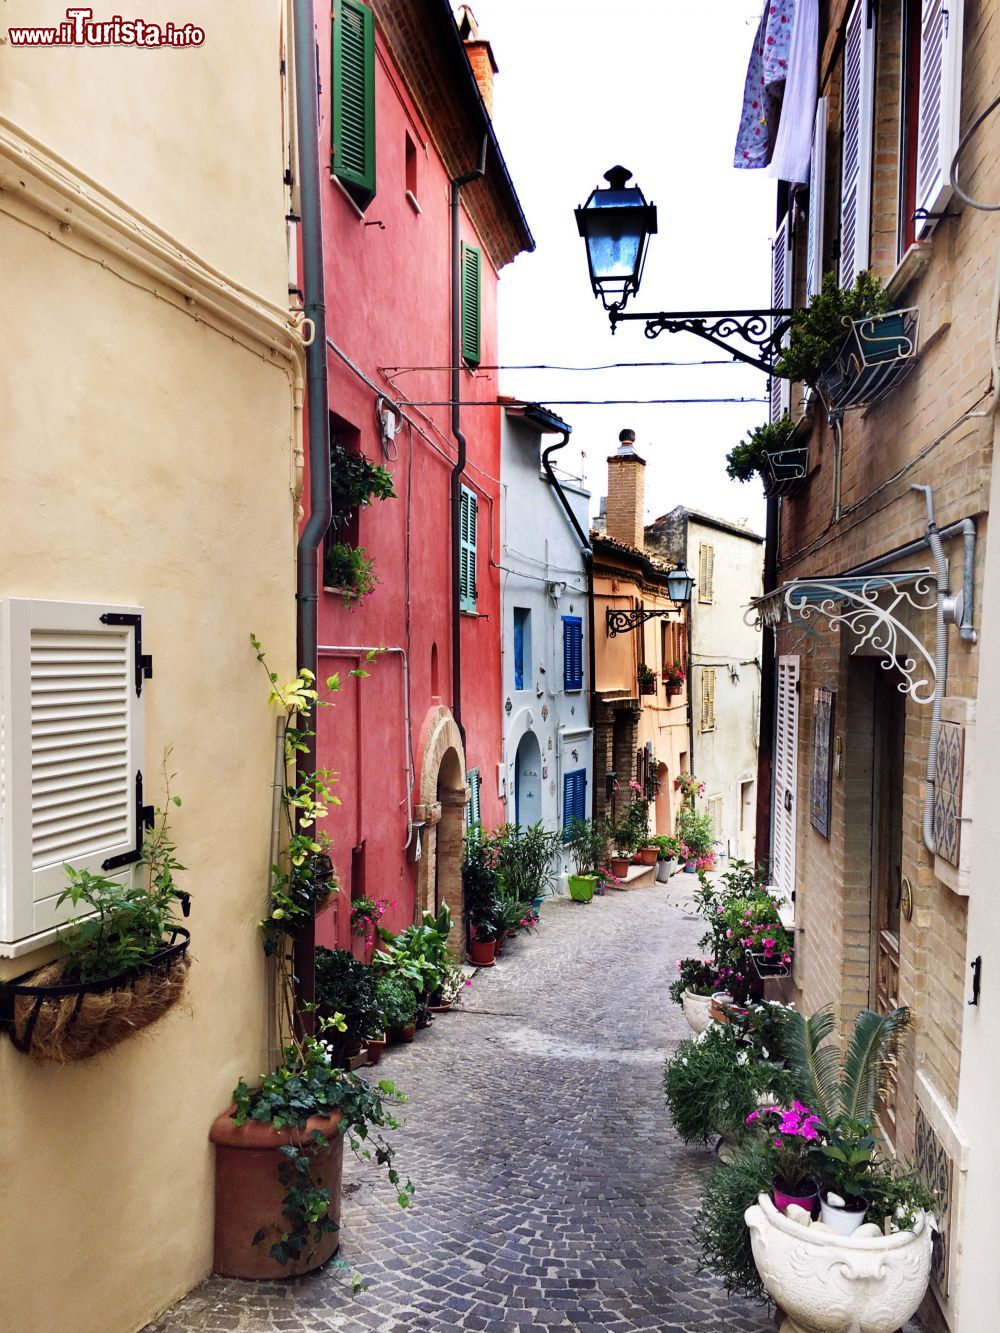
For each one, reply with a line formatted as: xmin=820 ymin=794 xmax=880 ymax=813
xmin=819 ymin=1193 xmax=868 ymax=1237
xmin=681 ymin=989 xmax=714 ymax=1034
xmin=656 ymin=858 xmax=677 ymax=883
xmin=744 ymin=1191 xmax=932 ymax=1333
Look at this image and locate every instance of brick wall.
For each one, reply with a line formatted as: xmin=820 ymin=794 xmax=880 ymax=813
xmin=605 ymin=456 xmax=646 ymax=550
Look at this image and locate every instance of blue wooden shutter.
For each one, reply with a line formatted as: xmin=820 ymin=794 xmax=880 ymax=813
xmin=460 ymin=485 xmax=478 ymax=613
xmin=332 ymin=0 xmax=376 ymax=200
xmin=562 ymin=616 xmax=583 ymax=691
xmin=461 ymin=242 xmax=482 ymax=366
xmin=562 ymin=769 xmax=587 ymax=830
xmin=465 ymin=768 xmax=482 ymax=830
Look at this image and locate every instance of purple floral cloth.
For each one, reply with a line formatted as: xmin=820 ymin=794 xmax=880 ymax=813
xmin=734 ymin=0 xmax=796 ymax=169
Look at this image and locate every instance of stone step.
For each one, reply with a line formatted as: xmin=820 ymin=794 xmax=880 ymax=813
xmin=608 ymin=863 xmax=658 ymax=891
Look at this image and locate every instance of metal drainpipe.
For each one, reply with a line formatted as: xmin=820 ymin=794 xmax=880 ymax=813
xmin=754 ymin=495 xmax=780 ymax=873
xmin=291 ymin=0 xmax=331 ymax=1024
xmin=450 ymin=136 xmax=488 ymax=748
xmin=912 ymin=485 xmax=952 ymax=855
xmin=539 ymin=430 xmax=598 ymax=819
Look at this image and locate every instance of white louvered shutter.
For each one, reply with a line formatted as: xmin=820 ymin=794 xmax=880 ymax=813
xmin=770 ymin=216 xmax=793 ymax=422
xmin=914 ymin=0 xmax=965 ymax=238
xmin=772 ymin=655 xmax=800 ymax=904
xmin=806 ymin=98 xmax=828 ymax=299
xmin=0 ymin=599 xmax=146 ymax=952
xmin=839 ymin=0 xmax=876 ymax=286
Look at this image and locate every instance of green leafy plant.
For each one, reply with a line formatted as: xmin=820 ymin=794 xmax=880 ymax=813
xmin=694 ymin=1142 xmax=777 ymax=1302
xmin=232 ymin=1015 xmax=413 ymax=1269
xmin=668 ymin=957 xmax=718 ymax=1005
xmin=374 ymin=972 xmax=418 ymax=1032
xmin=774 ymin=270 xmax=889 ymax=386
xmin=325 ymin=542 xmax=377 ymax=605
xmin=462 ymin=829 xmax=502 ymax=942
xmin=663 ymin=1023 xmax=796 ymax=1146
xmin=491 ymin=822 xmax=561 ymax=902
xmin=637 ymin=662 xmax=656 ymax=690
xmin=55 ymin=754 xmax=187 ymax=984
xmin=650 ymin=833 xmax=683 ymax=862
xmin=676 ymin=806 xmax=713 ymax=859
xmin=863 ymin=1158 xmax=936 ymax=1234
xmin=314 ymin=948 xmax=380 ymax=1056
xmin=777 ymin=1003 xmax=910 ymax=1125
xmin=726 ymin=414 xmax=798 ymax=483
xmin=329 ymin=443 xmax=395 ymax=522
xmin=564 ymin=817 xmax=610 ymax=875
xmin=376 ymin=905 xmax=456 ymax=1004
xmin=817 ymin=1115 xmax=878 ymax=1202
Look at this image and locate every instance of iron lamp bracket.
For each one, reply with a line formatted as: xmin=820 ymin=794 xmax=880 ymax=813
xmin=608 ymin=306 xmax=794 ymax=375
xmin=607 ymin=607 xmax=673 ymax=637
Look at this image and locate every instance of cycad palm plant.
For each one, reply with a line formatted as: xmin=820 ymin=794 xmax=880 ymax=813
xmin=778 ymin=1003 xmax=909 ymax=1124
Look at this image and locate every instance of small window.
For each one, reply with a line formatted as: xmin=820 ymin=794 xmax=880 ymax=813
xmin=697 ymin=544 xmax=715 ymax=604
xmin=513 ymin=607 xmax=530 ymax=692
xmin=912 ymin=0 xmax=965 ymax=240
xmin=405 ymin=131 xmax=418 ymax=202
xmin=562 ymin=616 xmax=583 ymax=692
xmin=459 ymin=485 xmax=478 ymax=614
xmin=332 ymin=0 xmax=376 ymax=208
xmin=700 ymin=668 xmax=717 ymax=733
xmin=465 ymin=767 xmax=482 ymax=830
xmin=707 ymin=794 xmax=724 ymax=842
xmin=460 ymin=242 xmax=482 ymax=367
xmin=0 ymin=599 xmax=148 ymax=954
xmin=562 ymin=769 xmax=587 ymax=831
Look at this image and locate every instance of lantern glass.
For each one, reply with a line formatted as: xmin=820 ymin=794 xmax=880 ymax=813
xmin=666 ymin=566 xmax=695 ymax=604
xmin=575 ymin=167 xmax=657 ymax=310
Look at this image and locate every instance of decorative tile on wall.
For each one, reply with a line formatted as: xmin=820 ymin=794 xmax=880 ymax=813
xmin=916 ymin=1104 xmax=954 ymax=1295
xmin=933 ymin=721 xmax=964 ymax=868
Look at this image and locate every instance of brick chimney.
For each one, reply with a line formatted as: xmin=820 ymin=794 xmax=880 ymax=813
xmin=605 ymin=428 xmax=646 ymax=549
xmin=456 ymin=5 xmax=498 ymax=117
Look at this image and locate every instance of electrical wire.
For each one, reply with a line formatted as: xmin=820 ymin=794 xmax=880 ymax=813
xmin=380 ymin=357 xmax=746 ymax=374
xmin=401 ymin=397 xmax=769 ymax=407
xmin=950 ymin=92 xmax=1000 ymax=212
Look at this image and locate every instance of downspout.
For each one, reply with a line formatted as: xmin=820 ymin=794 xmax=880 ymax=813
xmin=754 ymin=494 xmax=780 ymax=872
xmin=912 ymin=485 xmax=952 ymax=856
xmin=291 ymin=0 xmax=331 ymax=1021
xmin=539 ymin=429 xmax=598 ymax=820
xmin=450 ymin=135 xmax=488 ymax=746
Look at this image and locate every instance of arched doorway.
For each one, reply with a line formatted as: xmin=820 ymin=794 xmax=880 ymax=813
xmin=435 ymin=745 xmax=464 ymax=920
xmin=655 ymin=761 xmax=671 ymax=834
xmin=514 ymin=730 xmax=542 ymax=828
xmin=414 ymin=704 xmax=467 ymax=953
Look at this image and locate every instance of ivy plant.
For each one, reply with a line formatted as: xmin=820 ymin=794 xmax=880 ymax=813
xmin=330 ymin=444 xmax=395 ymax=522
xmin=775 ymin=270 xmax=889 ymax=386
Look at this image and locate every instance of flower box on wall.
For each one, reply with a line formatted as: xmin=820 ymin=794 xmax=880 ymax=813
xmin=760 ymin=446 xmax=809 ymax=498
xmin=817 ymin=308 xmax=919 ymax=411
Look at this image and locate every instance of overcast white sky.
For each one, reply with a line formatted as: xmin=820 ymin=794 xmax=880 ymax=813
xmin=473 ymin=0 xmax=775 ymax=533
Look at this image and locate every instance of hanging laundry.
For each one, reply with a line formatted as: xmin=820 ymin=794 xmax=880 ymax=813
xmin=734 ymin=0 xmax=797 ymax=171
xmin=769 ymin=0 xmax=818 ymax=183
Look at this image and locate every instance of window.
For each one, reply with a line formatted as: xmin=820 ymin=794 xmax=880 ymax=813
xmin=697 ymin=543 xmax=715 ymax=604
xmin=459 ymin=484 xmax=478 ymax=614
xmin=460 ymin=242 xmax=482 ymax=366
xmin=707 ymin=794 xmax=724 ymax=843
xmin=404 ymin=131 xmax=418 ymax=202
xmin=700 ymin=668 xmax=717 ymax=733
xmin=0 ymin=599 xmax=149 ymax=954
xmin=913 ymin=0 xmax=966 ymax=240
xmin=332 ymin=0 xmax=376 ymax=207
xmin=465 ymin=767 xmax=482 ymax=830
xmin=562 ymin=769 xmax=587 ymax=831
xmin=513 ymin=607 xmax=530 ymax=691
xmin=839 ymin=0 xmax=876 ymax=286
xmin=770 ymin=215 xmax=793 ymax=421
xmin=898 ymin=0 xmax=923 ymax=256
xmin=562 ymin=615 xmax=583 ymax=692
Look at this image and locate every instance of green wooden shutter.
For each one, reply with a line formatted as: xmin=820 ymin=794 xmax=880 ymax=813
xmin=332 ymin=0 xmax=375 ymax=200
xmin=460 ymin=485 xmax=478 ymax=613
xmin=465 ymin=768 xmax=482 ymax=830
xmin=460 ymin=242 xmax=481 ymax=366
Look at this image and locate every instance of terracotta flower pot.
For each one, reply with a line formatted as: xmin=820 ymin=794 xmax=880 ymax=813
xmin=209 ymin=1105 xmax=344 ymax=1279
xmin=637 ymin=846 xmax=658 ymax=866
xmin=366 ymin=1033 xmax=386 ymax=1065
xmin=609 ymin=857 xmax=631 ymax=879
xmin=468 ymin=935 xmax=497 ymax=967
xmin=391 ymin=1021 xmax=417 ymax=1043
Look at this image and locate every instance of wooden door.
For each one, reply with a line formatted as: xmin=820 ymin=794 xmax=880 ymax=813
xmin=871 ymin=667 xmax=905 ymax=1144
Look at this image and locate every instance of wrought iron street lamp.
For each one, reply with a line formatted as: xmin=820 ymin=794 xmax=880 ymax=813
xmin=575 ymin=166 xmax=792 ymax=374
xmin=605 ymin=564 xmax=695 ymax=637
xmin=666 ymin=564 xmax=695 ymax=604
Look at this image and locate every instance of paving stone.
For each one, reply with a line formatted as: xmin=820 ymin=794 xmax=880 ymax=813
xmin=146 ymin=886 xmax=926 ymax=1333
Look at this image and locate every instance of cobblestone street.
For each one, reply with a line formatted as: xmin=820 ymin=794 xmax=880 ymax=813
xmin=146 ymin=881 xmax=915 ymax=1333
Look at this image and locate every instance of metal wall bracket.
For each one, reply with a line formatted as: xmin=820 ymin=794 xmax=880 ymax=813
xmin=607 ymin=607 xmax=671 ymax=637
xmin=102 ymin=770 xmax=155 ymax=871
xmin=608 ymin=307 xmax=793 ymax=375
xmin=100 ymin=611 xmax=153 ymax=695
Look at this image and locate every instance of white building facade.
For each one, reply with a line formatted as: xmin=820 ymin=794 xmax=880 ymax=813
xmin=500 ymin=405 xmax=593 ymax=881
xmin=646 ymin=507 xmax=763 ymax=863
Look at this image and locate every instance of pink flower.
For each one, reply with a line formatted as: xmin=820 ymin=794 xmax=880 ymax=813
xmin=746 ymin=1110 xmax=760 ymax=1124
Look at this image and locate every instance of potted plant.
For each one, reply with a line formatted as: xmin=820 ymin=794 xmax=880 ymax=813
xmin=374 ymin=971 xmax=419 ymax=1043
xmin=462 ymin=829 xmax=502 ymax=963
xmin=210 ymin=1015 xmax=412 ymax=1279
xmin=564 ymin=816 xmax=605 ymax=902
xmin=726 ymin=414 xmax=808 ymax=498
xmin=328 ymin=443 xmax=395 ymax=534
xmin=637 ymin=662 xmax=656 ymax=696
xmin=314 ymin=947 xmax=379 ymax=1068
xmin=349 ymin=895 xmax=389 ymax=963
xmin=745 ymin=1101 xmax=822 ymax=1213
xmin=650 ymin=834 xmax=682 ymax=882
xmin=669 ymin=957 xmax=720 ymax=1033
xmin=676 ymin=807 xmax=714 ymax=873
xmin=663 ymin=661 xmax=686 ymax=697
xmin=325 ymin=541 xmax=378 ymax=606
xmin=492 ymin=821 xmax=561 ymax=909
xmin=1 ymin=760 xmax=191 ymax=1063
xmin=673 ymin=771 xmax=705 ymax=806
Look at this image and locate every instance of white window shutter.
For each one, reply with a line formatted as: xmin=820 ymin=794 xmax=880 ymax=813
xmin=0 ymin=599 xmax=146 ymax=954
xmin=839 ymin=0 xmax=876 ymax=286
xmin=914 ymin=0 xmax=965 ymax=238
xmin=806 ymin=98 xmax=828 ymax=299
xmin=772 ymin=655 xmax=800 ymax=904
xmin=770 ymin=216 xmax=793 ymax=422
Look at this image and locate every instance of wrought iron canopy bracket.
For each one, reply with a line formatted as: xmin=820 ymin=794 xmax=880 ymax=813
xmin=607 ymin=607 xmax=672 ymax=637
xmin=748 ymin=572 xmax=941 ymax=703
xmin=609 ymin=307 xmax=793 ymax=374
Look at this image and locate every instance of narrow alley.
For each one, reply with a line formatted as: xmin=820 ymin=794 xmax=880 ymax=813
xmin=149 ymin=885 xmax=789 ymax=1332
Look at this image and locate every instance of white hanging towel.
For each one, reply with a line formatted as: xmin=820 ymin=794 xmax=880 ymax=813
xmin=768 ymin=0 xmax=819 ymax=184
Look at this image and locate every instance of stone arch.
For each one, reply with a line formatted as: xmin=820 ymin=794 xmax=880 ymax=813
xmin=414 ymin=704 xmax=466 ymax=952
xmin=655 ymin=761 xmax=671 ymax=834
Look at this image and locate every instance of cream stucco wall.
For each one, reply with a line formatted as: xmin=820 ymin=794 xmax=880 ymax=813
xmin=0 ymin=10 xmax=299 ymax=1330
